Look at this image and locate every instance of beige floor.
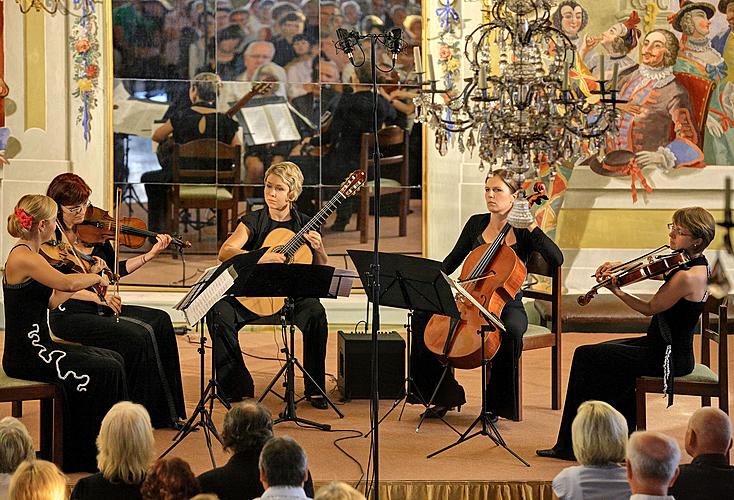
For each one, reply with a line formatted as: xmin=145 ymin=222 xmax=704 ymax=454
xmin=1 ymin=327 xmax=731 ymax=488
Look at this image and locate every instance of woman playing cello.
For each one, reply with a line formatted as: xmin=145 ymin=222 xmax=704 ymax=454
xmin=411 ymin=169 xmax=563 ymax=421
xmin=537 ymin=207 xmax=715 ymax=460
xmin=3 ymin=195 xmax=127 ymax=472
xmin=45 ymin=173 xmax=186 ymax=429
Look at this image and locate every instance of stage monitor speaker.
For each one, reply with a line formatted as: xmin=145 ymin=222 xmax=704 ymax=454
xmin=337 ymin=330 xmax=405 ymax=401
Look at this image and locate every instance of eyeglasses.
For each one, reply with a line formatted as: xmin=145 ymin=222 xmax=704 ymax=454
xmin=62 ymin=200 xmax=91 ymax=215
xmin=667 ymin=223 xmax=693 ymax=237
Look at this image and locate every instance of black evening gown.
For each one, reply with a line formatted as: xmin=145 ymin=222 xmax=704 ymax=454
xmin=48 ymin=240 xmax=186 ymax=428
xmin=410 ymin=213 xmax=564 ymax=420
xmin=549 ymin=255 xmax=708 ymax=456
xmin=3 ymin=270 xmax=128 ymax=472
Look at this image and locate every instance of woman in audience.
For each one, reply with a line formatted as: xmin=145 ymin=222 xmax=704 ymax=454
xmin=315 ymin=482 xmax=366 ymax=500
xmin=0 ymin=417 xmax=35 ymax=498
xmin=70 ymin=402 xmax=155 ymax=499
xmin=140 ymin=457 xmax=200 ymax=500
xmin=8 ymin=460 xmax=67 ymax=500
xmin=552 ymin=400 xmax=631 ymax=500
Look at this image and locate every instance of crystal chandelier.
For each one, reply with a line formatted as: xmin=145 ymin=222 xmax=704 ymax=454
xmin=414 ymin=0 xmax=624 ymax=181
xmin=15 ymin=0 xmax=95 ymax=15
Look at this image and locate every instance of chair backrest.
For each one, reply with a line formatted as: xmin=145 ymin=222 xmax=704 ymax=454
xmin=700 ymin=295 xmax=728 ymax=391
xmin=359 ymin=125 xmax=409 ymax=170
xmin=524 ymin=251 xmax=562 ymax=335
xmin=171 ymin=139 xmax=242 ymax=184
xmin=673 ymin=72 xmax=715 ymax=147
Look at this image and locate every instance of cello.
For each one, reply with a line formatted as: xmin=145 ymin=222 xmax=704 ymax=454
xmin=424 ymin=183 xmax=548 ymax=369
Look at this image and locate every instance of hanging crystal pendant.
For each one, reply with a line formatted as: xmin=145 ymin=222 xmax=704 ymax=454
xmin=507 ymin=197 xmax=535 ymax=228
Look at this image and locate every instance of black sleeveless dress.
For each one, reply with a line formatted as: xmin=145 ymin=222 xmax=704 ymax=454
xmin=550 ymin=255 xmax=708 ymax=455
xmin=2 ymin=249 xmax=128 ymax=472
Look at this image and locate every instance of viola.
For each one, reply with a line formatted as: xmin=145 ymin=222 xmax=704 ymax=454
xmin=40 ymin=240 xmax=116 ymax=300
xmin=424 ymin=183 xmax=548 ymax=369
xmin=578 ymin=248 xmax=691 ymax=306
xmin=76 ymin=205 xmax=191 ymax=250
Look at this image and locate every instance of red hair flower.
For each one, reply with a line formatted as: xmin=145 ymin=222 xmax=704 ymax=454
xmin=14 ymin=208 xmax=33 ymax=230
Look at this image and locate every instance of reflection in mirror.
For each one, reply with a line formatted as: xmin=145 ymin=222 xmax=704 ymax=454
xmin=111 ymin=0 xmax=424 ymax=287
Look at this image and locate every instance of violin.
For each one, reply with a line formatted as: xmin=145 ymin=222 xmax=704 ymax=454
xmin=40 ymin=240 xmax=116 ymax=301
xmin=424 ymin=183 xmax=548 ymax=369
xmin=76 ymin=205 xmax=191 ymax=250
xmin=578 ymin=248 xmax=691 ymax=306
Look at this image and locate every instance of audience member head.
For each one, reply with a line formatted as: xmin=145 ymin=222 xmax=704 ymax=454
xmin=190 ymin=495 xmax=219 ymax=500
xmin=96 ymin=401 xmax=155 ymax=485
xmin=626 ymin=431 xmax=680 ymax=496
xmin=7 ymin=194 xmax=58 ymax=240
xmin=361 ymin=15 xmax=384 ymax=35
xmin=140 ymin=457 xmax=200 ymax=500
xmin=341 ymin=1 xmax=361 ymax=26
xmin=0 ymin=417 xmax=35 ymax=474
xmin=258 ymin=436 xmax=308 ymax=489
xmin=190 ymin=72 xmax=222 ymax=103
xmin=685 ymin=407 xmax=733 ymax=458
xmin=264 ymin=161 xmax=304 ymax=202
xmin=244 ymin=41 xmax=276 ymax=77
xmin=222 ymin=401 xmax=273 ymax=455
xmin=8 ymin=460 xmax=67 ymax=500
xmin=278 ymin=11 xmax=306 ymax=39
xmin=315 ymin=481 xmax=366 ymax=500
xmin=571 ymin=400 xmax=628 ymax=465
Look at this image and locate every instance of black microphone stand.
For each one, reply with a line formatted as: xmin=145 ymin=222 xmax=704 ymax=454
xmin=335 ymin=28 xmax=404 ymax=500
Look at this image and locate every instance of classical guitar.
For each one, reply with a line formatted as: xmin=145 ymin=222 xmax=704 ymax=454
xmin=237 ymin=169 xmax=366 ymax=316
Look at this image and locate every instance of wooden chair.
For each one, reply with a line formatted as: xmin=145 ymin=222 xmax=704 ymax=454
xmin=0 ymin=367 xmax=63 ymax=468
xmin=636 ymin=296 xmax=729 ymax=430
xmin=356 ymin=126 xmax=410 ymax=244
xmin=518 ymin=251 xmax=563 ymax=421
xmin=170 ymin=139 xmax=242 ymax=247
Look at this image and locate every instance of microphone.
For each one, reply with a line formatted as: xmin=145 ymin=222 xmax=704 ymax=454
xmin=387 ymin=28 xmax=403 ymax=63
xmin=336 ymin=28 xmax=357 ymax=64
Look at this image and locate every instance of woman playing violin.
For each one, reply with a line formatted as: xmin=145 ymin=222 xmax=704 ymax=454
xmin=3 ymin=194 xmax=128 ymax=472
xmin=45 ymin=173 xmax=186 ymax=430
xmin=537 ymin=206 xmax=715 ymax=460
xmin=411 ymin=170 xmax=563 ymax=421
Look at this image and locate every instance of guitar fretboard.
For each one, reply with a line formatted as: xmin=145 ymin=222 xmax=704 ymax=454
xmin=278 ymin=191 xmax=348 ymax=258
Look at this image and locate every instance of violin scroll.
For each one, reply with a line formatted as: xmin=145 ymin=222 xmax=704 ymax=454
xmin=577 ymin=291 xmax=596 ymax=306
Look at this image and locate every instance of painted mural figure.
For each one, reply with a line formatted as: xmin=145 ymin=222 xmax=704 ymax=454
xmin=608 ymin=29 xmax=704 ymax=171
xmin=673 ymin=0 xmax=734 ymax=165
xmin=552 ymin=0 xmax=591 ymax=64
xmin=578 ymin=11 xmax=641 ymax=83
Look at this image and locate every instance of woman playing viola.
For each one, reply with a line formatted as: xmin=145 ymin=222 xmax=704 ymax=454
xmin=537 ymin=207 xmax=715 ymax=460
xmin=45 ymin=173 xmax=186 ymax=429
xmin=3 ymin=195 xmax=128 ymax=472
xmin=411 ymin=170 xmax=564 ymax=420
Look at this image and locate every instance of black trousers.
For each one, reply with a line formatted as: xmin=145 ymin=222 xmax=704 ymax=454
xmin=410 ymin=297 xmax=528 ymax=420
xmin=141 ymin=168 xmax=170 ymax=234
xmin=207 ymin=296 xmax=329 ymax=402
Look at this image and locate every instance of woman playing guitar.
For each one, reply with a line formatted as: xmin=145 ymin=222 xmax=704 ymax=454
xmin=210 ymin=161 xmax=330 ymax=409
xmin=537 ymin=207 xmax=715 ymax=460
xmin=46 ymin=173 xmax=186 ymax=430
xmin=412 ymin=170 xmax=564 ymax=421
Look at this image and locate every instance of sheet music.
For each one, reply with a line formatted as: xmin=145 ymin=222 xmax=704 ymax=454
xmin=113 ymin=97 xmax=168 ymax=136
xmin=239 ymin=106 xmax=276 ymax=145
xmin=266 ymin=103 xmax=301 ymax=142
xmin=441 ymin=272 xmax=506 ymax=332
xmin=175 ymin=266 xmax=238 ymax=326
xmin=329 ymin=269 xmax=358 ymax=298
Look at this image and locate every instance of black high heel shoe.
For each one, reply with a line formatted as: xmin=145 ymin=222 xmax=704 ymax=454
xmin=535 ymin=447 xmax=576 ymax=461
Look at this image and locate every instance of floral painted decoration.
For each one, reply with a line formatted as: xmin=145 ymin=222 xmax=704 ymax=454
xmin=69 ymin=1 xmax=98 ymax=148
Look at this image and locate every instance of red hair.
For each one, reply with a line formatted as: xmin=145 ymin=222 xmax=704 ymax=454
xmin=141 ymin=458 xmax=200 ymax=500
xmin=46 ymin=173 xmax=92 ymax=228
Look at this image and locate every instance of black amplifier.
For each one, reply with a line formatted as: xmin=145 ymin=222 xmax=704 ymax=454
xmin=337 ymin=330 xmax=405 ymax=401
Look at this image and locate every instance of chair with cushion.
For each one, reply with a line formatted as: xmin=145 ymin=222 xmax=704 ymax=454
xmin=0 ymin=367 xmax=63 ymax=467
xmin=356 ymin=126 xmax=410 ymax=244
xmin=170 ymin=139 xmax=242 ymax=247
xmin=636 ymin=296 xmax=729 ymax=430
xmin=517 ymin=251 xmax=562 ymax=421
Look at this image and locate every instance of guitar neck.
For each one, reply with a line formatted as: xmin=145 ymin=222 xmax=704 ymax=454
xmin=278 ymin=190 xmax=347 ymax=257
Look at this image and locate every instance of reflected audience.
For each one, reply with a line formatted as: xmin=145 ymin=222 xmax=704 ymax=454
xmin=0 ymin=417 xmax=35 ymax=499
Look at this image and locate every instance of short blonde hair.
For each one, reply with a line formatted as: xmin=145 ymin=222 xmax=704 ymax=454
xmin=265 ymin=162 xmax=304 ymax=201
xmin=673 ymin=206 xmax=716 ymax=249
xmin=0 ymin=417 xmax=35 ymax=474
xmin=315 ymin=481 xmax=366 ymax=500
xmin=7 ymin=195 xmax=57 ymax=238
xmin=571 ymin=400 xmax=628 ymax=465
xmin=96 ymin=401 xmax=154 ymax=485
xmin=8 ymin=460 xmax=67 ymax=500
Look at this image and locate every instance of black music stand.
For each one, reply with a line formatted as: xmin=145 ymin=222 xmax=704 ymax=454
xmin=347 ymin=251 xmax=461 ymax=432
xmin=234 ymin=263 xmax=350 ymax=430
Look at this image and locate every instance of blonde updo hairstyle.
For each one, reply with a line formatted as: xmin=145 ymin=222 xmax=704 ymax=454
xmin=8 ymin=460 xmax=68 ymax=500
xmin=6 ymin=195 xmax=57 ymax=238
xmin=265 ymin=161 xmax=304 ymax=202
xmin=485 ymin=169 xmax=522 ymax=194
xmin=673 ymin=206 xmax=716 ymax=251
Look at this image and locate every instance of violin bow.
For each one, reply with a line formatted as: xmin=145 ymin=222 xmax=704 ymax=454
xmin=56 ymin=221 xmax=108 ymax=305
xmin=113 ymin=188 xmax=123 ymax=323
